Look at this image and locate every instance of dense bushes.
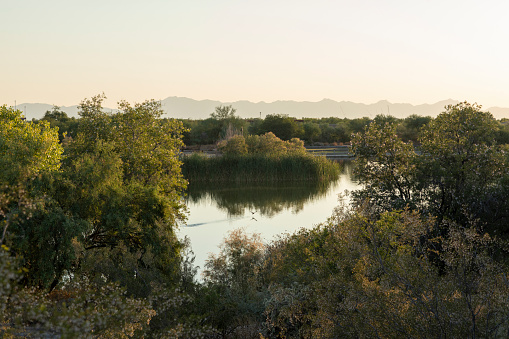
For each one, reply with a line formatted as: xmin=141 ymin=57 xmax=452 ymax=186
xmin=192 ymin=203 xmax=509 ymax=338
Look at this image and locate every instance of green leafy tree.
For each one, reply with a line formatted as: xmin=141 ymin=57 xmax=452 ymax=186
xmin=0 ymin=105 xmax=63 ymax=186
xmin=347 ymin=117 xmax=371 ymax=134
xmin=495 ymin=119 xmax=509 ymax=144
xmin=259 ymin=114 xmax=301 ymax=141
xmin=187 ymin=117 xmax=223 ymax=144
xmin=40 ymin=106 xmax=80 ymax=141
xmin=351 ymin=120 xmax=418 ymax=211
xmin=418 ymin=102 xmax=506 ymax=226
xmin=0 ymin=106 xmax=71 ymax=289
xmin=62 ymin=95 xmax=189 ymax=289
xmin=211 ymin=105 xmax=237 ymax=120
xmin=303 ymin=122 xmax=321 ymax=144
xmin=3 ymin=95 xmax=188 ymax=291
xmin=351 ymin=102 xmax=509 ymax=235
xmin=397 ymin=114 xmax=431 ymax=143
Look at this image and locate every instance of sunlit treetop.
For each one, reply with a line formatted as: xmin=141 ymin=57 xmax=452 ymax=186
xmin=0 ymin=105 xmax=63 ymax=185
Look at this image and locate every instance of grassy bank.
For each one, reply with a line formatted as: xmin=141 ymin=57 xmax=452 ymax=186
xmin=182 ymin=153 xmax=341 ymax=183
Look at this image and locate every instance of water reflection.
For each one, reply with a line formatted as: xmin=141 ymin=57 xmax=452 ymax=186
xmin=185 ymin=160 xmax=354 ymax=218
xmin=181 ymin=160 xmax=357 ymax=273
xmin=187 ymin=180 xmax=337 ymax=217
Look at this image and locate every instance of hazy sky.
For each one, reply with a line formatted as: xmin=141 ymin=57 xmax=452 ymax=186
xmin=2 ymin=0 xmax=509 ymax=108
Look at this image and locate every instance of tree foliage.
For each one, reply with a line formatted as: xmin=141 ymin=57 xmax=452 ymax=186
xmin=258 ymin=114 xmax=302 ymax=141
xmin=351 ymin=101 xmax=509 ymax=235
xmin=0 ymin=105 xmax=63 ymax=186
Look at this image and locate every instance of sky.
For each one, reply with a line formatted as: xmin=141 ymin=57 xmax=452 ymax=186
xmin=2 ymin=0 xmax=509 ymax=109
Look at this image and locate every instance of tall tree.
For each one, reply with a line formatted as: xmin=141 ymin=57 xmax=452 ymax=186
xmin=351 ymin=120 xmax=418 ymax=212
xmin=418 ymin=102 xmax=506 ymax=228
xmin=65 ymin=96 xmax=189 ymax=285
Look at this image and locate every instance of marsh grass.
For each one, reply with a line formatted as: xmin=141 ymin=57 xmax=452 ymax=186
xmin=182 ymin=153 xmax=340 ymax=183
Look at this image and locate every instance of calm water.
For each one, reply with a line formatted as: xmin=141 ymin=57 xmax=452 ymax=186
xmin=178 ymin=161 xmax=359 ymax=274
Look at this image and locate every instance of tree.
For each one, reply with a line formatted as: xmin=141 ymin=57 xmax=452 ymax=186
xmin=62 ymin=96 xmax=189 ymax=288
xmin=210 ymin=105 xmax=246 ymax=142
xmin=303 ymin=122 xmax=321 ymax=144
xmin=397 ymin=114 xmax=431 ymax=143
xmin=351 ymin=120 xmax=418 ymax=212
xmin=3 ymin=95 xmax=189 ymax=291
xmin=40 ymin=106 xmax=79 ymax=141
xmin=259 ymin=114 xmax=301 ymax=141
xmin=351 ymin=102 xmax=509 ymax=235
xmin=0 ymin=106 xmax=70 ymax=289
xmin=418 ymin=102 xmax=507 ymax=230
xmin=0 ymin=105 xmax=63 ymax=186
xmin=211 ymin=105 xmax=237 ymax=120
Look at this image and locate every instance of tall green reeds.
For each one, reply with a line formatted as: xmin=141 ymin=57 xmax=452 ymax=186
xmin=182 ymin=153 xmax=340 ymax=183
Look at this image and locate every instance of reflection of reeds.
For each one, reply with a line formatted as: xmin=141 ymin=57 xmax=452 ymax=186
xmin=185 ymin=180 xmax=338 ymax=217
xmin=182 ymin=153 xmax=341 ymax=183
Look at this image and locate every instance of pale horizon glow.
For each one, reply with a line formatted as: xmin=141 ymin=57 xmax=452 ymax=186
xmin=2 ymin=0 xmax=509 ymax=109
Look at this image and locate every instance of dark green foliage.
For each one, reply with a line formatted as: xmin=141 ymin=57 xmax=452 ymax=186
xmin=397 ymin=114 xmax=432 ymax=143
xmin=418 ymin=102 xmax=506 ymax=229
xmin=258 ymin=114 xmax=302 ymax=141
xmin=352 ymin=102 xmax=509 ymax=237
xmin=184 ymin=117 xmax=223 ymax=145
xmin=495 ymin=118 xmax=509 ymax=144
xmin=40 ymin=106 xmax=80 ymax=141
xmin=60 ymin=96 xmax=188 ymax=293
xmin=8 ymin=198 xmax=86 ymax=289
xmin=182 ymin=112 xmax=509 ymax=148
xmin=373 ymin=113 xmax=398 ymax=126
xmin=302 ymin=122 xmax=321 ymax=143
xmin=351 ymin=120 xmax=418 ymax=212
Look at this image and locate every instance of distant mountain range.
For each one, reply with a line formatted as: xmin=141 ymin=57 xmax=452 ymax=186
xmin=11 ymin=97 xmax=509 ymax=120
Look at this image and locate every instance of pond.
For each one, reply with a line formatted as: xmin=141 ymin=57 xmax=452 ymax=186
xmin=178 ymin=160 xmax=359 ymax=275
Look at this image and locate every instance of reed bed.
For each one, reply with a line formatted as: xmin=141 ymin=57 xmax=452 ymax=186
xmin=182 ymin=153 xmax=340 ymax=183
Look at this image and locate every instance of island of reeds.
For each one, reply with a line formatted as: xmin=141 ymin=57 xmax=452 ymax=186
xmin=182 ymin=132 xmax=340 ymax=182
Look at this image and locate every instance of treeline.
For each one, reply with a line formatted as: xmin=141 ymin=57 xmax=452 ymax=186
xmin=37 ymin=104 xmax=509 ymax=147
xmin=2 ymin=99 xmax=509 ymax=338
xmin=181 ymin=105 xmax=509 ymax=146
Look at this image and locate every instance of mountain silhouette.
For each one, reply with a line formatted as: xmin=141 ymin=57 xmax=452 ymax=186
xmin=10 ymin=97 xmax=509 ymax=120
